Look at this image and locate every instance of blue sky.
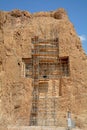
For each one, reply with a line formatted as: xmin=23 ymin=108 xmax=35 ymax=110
xmin=0 ymin=0 xmax=87 ymax=54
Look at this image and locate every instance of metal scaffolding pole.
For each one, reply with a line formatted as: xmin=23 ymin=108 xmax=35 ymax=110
xmin=30 ymin=28 xmax=69 ymax=126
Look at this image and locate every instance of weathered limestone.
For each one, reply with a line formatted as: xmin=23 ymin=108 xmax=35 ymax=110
xmin=0 ymin=8 xmax=87 ymax=129
xmin=0 ymin=126 xmax=84 ymax=130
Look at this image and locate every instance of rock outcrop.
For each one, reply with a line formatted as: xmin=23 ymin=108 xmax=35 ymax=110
xmin=0 ymin=8 xmax=87 ymax=129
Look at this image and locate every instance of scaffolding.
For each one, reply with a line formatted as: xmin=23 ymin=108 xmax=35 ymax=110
xmin=29 ymin=35 xmax=69 ymax=126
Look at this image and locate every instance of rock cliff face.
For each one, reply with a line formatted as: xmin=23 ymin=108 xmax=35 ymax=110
xmin=0 ymin=8 xmax=87 ymax=128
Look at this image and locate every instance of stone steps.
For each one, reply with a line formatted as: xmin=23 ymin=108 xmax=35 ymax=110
xmin=0 ymin=126 xmax=83 ymax=130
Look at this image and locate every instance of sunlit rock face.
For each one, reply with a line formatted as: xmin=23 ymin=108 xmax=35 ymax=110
xmin=0 ymin=8 xmax=87 ymax=129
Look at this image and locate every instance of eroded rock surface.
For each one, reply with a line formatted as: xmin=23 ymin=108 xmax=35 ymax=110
xmin=0 ymin=8 xmax=87 ymax=128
